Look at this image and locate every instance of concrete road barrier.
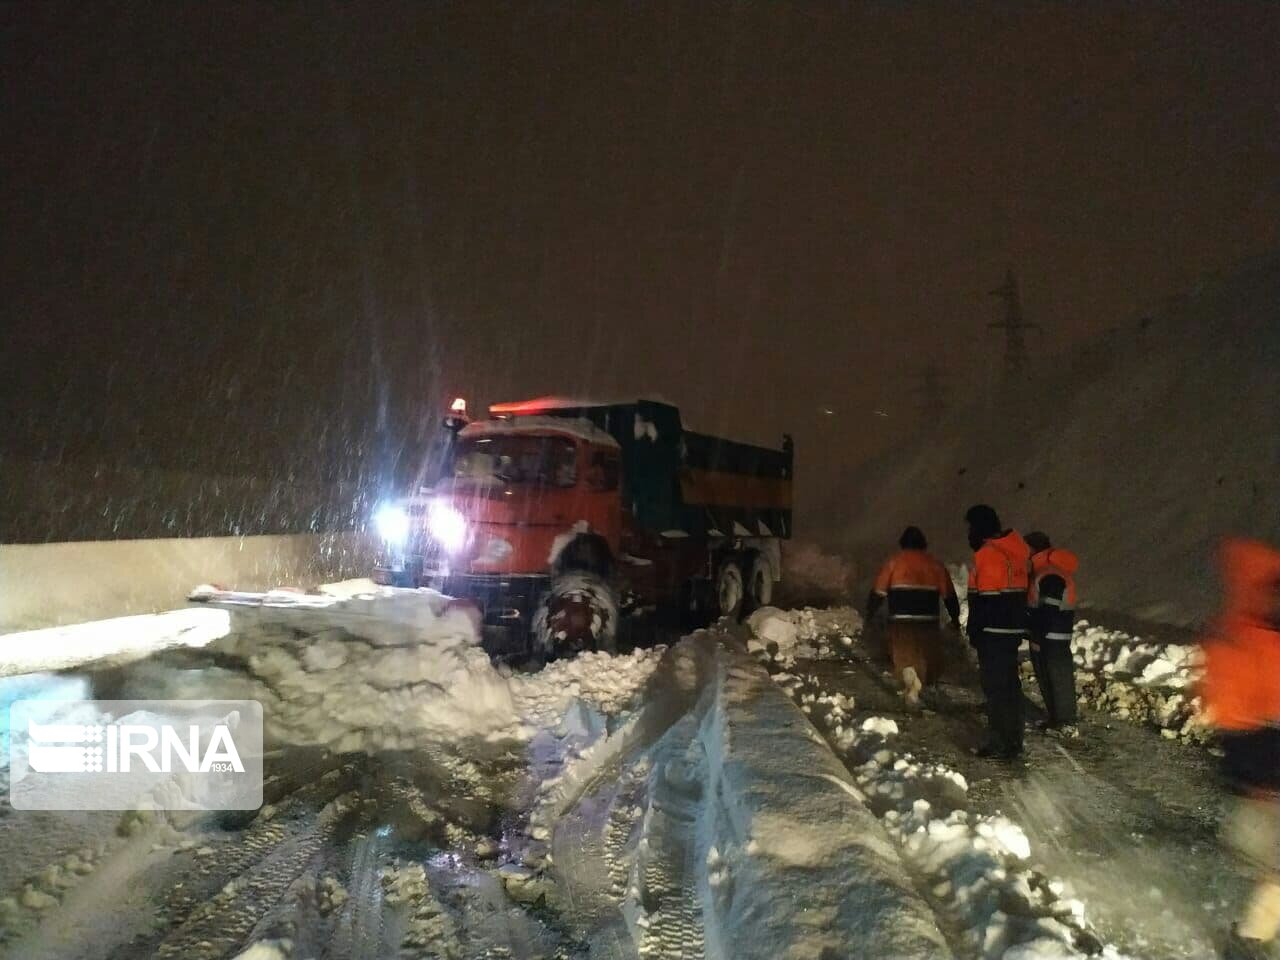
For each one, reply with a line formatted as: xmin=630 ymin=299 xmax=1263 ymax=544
xmin=0 ymin=533 xmax=377 ymax=632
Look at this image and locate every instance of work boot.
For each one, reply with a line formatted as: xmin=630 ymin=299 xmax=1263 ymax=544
xmin=1046 ymin=723 xmax=1080 ymax=740
xmin=972 ymin=740 xmax=1021 ymax=761
xmin=902 ymin=667 xmax=923 ymax=709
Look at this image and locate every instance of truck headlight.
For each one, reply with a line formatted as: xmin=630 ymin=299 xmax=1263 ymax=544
xmin=428 ymin=504 xmax=468 ymax=553
xmin=375 ymin=504 xmax=410 ymax=547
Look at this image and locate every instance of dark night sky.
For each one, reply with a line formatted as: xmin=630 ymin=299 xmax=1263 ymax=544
xmin=4 ymin=2 xmax=1280 ymax=495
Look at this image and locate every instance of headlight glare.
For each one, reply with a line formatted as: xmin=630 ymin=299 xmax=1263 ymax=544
xmin=428 ymin=504 xmax=468 ymax=553
xmin=374 ymin=504 xmax=410 ymax=546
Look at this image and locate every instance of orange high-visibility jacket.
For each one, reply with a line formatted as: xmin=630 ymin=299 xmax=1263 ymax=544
xmin=873 ymin=549 xmax=956 ymax=622
xmin=1028 ymin=547 xmax=1079 ymax=642
xmin=1028 ymin=548 xmax=1079 ymax=607
xmin=967 ymin=530 xmax=1031 ymax=637
xmin=1200 ymin=539 xmax=1280 ymax=732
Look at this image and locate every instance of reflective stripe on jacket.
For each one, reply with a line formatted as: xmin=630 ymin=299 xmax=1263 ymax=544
xmin=967 ymin=530 xmax=1031 ymax=637
xmin=1028 ymin=547 xmax=1079 ymax=641
xmin=874 ymin=549 xmax=955 ymax=622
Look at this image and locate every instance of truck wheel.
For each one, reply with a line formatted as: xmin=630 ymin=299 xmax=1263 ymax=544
xmin=679 ymin=578 xmax=714 ymax=630
xmin=744 ymin=553 xmax=773 ymax=614
xmin=715 ymin=558 xmax=746 ymax=621
xmin=533 ymin=573 xmax=618 ymax=659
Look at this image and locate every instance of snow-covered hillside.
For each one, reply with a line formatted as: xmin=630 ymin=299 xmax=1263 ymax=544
xmin=839 ymin=256 xmax=1280 ymax=626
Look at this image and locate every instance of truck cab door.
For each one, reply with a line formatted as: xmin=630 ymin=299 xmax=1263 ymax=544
xmin=582 ymin=447 xmax=623 ymax=553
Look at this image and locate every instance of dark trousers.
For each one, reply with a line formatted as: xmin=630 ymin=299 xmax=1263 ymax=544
xmin=975 ymin=633 xmax=1025 ymax=753
xmin=1030 ymin=635 xmax=1078 ymax=725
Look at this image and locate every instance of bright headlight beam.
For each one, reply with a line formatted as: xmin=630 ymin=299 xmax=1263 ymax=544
xmin=427 ymin=504 xmax=468 ymax=553
xmin=375 ymin=504 xmax=410 ymax=546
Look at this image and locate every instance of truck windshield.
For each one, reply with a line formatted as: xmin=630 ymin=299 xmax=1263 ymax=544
xmin=452 ymin=435 xmax=578 ymax=487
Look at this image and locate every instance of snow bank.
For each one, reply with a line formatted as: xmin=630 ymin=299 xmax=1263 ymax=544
xmin=1068 ymin=620 xmax=1210 ymax=743
xmin=796 ymin=684 xmax=1132 ymax=960
xmin=510 ymin=647 xmax=664 ymax=729
xmin=744 ymin=605 xmax=861 ymax=666
xmin=209 ymin=588 xmax=522 ymax=750
xmin=700 ymin=641 xmax=950 ymax=960
xmin=0 ymin=607 xmax=231 ymax=678
xmin=192 ymin=584 xmax=663 ymax=753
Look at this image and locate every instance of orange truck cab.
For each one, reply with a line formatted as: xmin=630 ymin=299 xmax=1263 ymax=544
xmin=373 ymin=397 xmax=794 ymax=658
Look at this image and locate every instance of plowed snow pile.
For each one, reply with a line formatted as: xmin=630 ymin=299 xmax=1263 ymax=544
xmin=193 ymin=583 xmax=665 ymax=752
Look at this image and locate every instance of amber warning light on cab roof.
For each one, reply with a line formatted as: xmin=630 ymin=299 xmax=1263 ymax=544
xmin=488 ymin=396 xmax=597 ymax=416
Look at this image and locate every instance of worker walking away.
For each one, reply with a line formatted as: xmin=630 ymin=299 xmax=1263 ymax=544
xmin=865 ymin=526 xmax=961 ymax=707
xmin=1199 ymin=539 xmax=1280 ymax=960
xmin=964 ymin=504 xmax=1031 ymax=760
xmin=1025 ymin=531 xmax=1080 ymax=734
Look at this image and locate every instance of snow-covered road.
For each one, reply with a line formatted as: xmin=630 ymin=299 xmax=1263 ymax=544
xmin=765 ymin=620 xmax=1250 ymax=960
xmin=0 ymin=588 xmax=1252 ymax=960
xmin=0 ymin=591 xmax=945 ymax=960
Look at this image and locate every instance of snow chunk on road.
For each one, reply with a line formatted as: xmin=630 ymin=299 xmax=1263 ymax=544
xmin=230 ymin=941 xmax=292 ymax=960
xmin=860 ymin=716 xmax=899 ymax=737
xmin=745 ymin=606 xmax=798 ymax=648
xmin=745 ymin=605 xmax=862 ymax=666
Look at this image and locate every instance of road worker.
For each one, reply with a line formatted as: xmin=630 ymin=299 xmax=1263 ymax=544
xmin=1024 ymin=531 xmax=1080 ymax=733
xmin=964 ymin=504 xmax=1031 ymax=759
xmin=865 ymin=526 xmax=961 ymax=706
xmin=1199 ymin=539 xmax=1280 ymax=960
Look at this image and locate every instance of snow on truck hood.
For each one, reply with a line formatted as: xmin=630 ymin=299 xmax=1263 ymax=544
xmin=460 ymin=416 xmax=619 ymax=448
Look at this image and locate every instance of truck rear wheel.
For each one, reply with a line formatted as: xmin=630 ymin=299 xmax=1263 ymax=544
xmin=744 ymin=553 xmax=773 ymax=614
xmin=715 ymin=558 xmax=745 ymax=621
xmin=533 ymin=573 xmax=618 ymax=659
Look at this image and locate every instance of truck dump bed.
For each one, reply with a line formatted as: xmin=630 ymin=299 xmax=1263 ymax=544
xmin=491 ymin=398 xmax=793 ymax=539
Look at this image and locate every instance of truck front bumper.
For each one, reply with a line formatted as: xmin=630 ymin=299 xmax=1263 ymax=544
xmin=373 ymin=561 xmax=550 ymax=656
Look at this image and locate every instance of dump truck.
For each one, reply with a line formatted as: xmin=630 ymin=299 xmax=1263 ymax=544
xmin=373 ymin=397 xmax=793 ymax=657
